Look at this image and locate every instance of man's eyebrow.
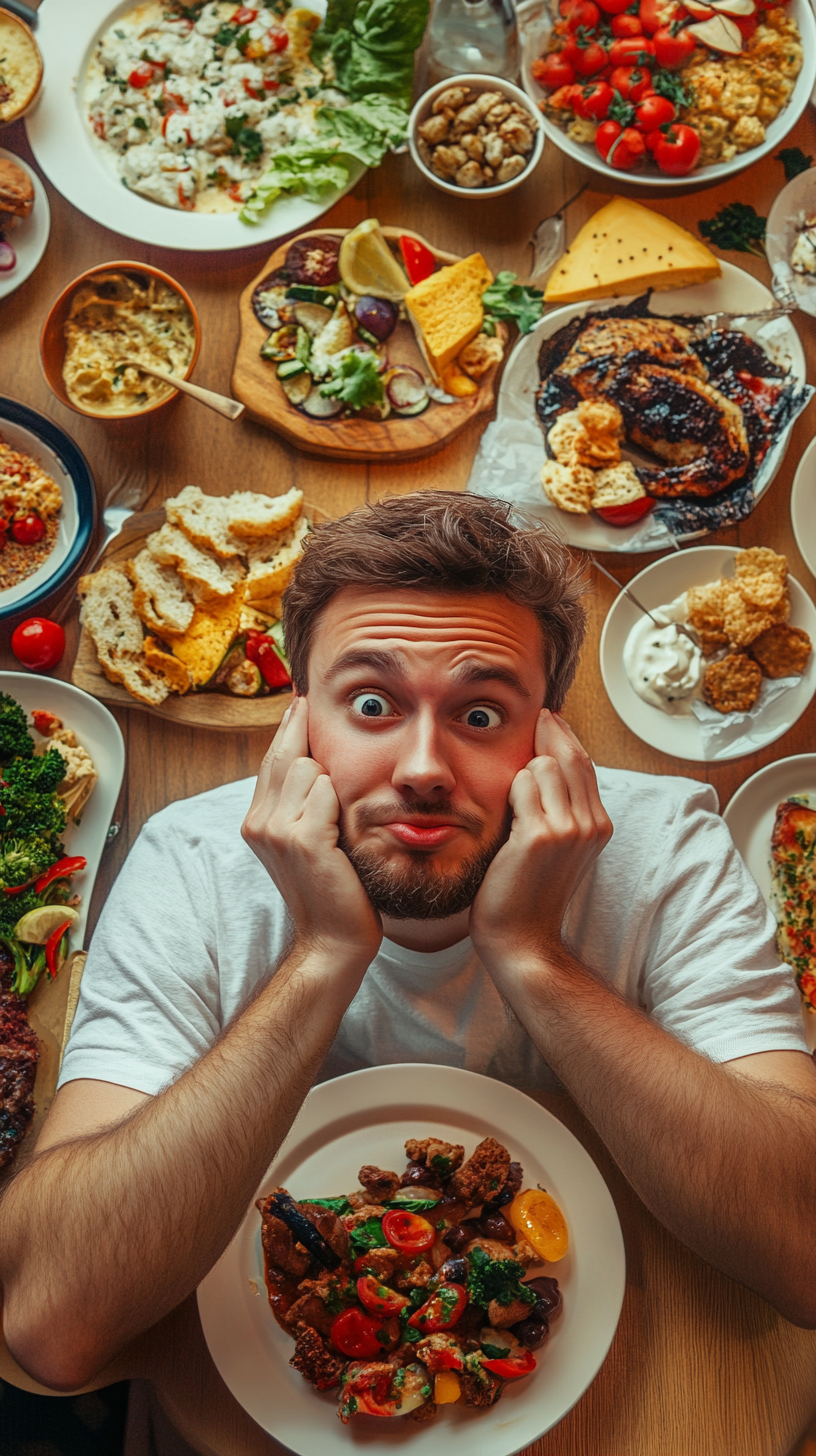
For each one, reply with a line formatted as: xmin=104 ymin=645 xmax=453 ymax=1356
xmin=452 ymin=661 xmax=531 ymax=698
xmin=324 ymin=649 xmax=407 ymax=682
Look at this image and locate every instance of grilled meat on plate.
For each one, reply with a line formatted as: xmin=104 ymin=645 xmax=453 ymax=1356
xmin=0 ymin=943 xmax=39 ymax=1169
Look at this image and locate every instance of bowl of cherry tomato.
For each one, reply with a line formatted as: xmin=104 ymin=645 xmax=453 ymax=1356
xmin=0 ymin=396 xmax=95 ymax=624
xmin=517 ymin=0 xmax=816 ymax=188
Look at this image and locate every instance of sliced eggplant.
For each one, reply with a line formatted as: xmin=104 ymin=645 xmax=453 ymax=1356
xmin=293 ymin=302 xmax=334 ymax=337
xmin=269 ymin=1191 xmax=342 ymax=1270
xmin=279 ymin=370 xmax=313 ymax=406
xmin=301 ymin=386 xmax=345 ymax=419
xmin=252 ymin=270 xmax=290 ymax=326
xmin=686 ymin=13 xmax=742 ymax=48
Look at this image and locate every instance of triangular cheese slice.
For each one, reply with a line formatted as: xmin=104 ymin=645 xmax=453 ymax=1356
xmin=544 ymin=197 xmax=721 ymax=304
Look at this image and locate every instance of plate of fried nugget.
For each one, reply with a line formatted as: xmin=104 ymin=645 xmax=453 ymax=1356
xmin=600 ymin=545 xmax=816 ymax=761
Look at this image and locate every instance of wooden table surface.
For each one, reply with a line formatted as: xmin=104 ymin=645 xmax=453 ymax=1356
xmin=2 ymin=69 xmax=816 ymax=1456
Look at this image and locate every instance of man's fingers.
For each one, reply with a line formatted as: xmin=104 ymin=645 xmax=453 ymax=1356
xmin=530 ymin=711 xmax=594 ymax=828
xmin=552 ymin=712 xmax=613 ymax=839
xmin=298 ymin=772 xmax=341 ymax=834
xmin=254 ymin=696 xmax=310 ymax=803
xmin=275 ymin=754 xmax=326 ymax=822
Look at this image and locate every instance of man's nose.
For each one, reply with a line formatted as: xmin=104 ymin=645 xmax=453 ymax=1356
xmin=391 ymin=710 xmax=456 ymax=799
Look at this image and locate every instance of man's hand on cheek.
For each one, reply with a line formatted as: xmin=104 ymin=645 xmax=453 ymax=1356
xmin=242 ymin=697 xmax=382 ymax=969
xmin=469 ymin=710 xmax=613 ymax=977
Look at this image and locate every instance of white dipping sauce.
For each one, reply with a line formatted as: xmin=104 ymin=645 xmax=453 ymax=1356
xmin=623 ymin=593 xmax=703 ymax=715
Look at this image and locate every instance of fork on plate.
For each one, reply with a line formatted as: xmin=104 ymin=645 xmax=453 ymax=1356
xmin=51 ymin=474 xmax=154 ymax=624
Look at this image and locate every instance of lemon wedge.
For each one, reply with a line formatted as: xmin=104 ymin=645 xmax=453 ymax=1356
xmin=508 ymin=1188 xmax=569 ymax=1262
xmin=339 ymin=219 xmax=409 ymax=301
xmin=15 ymin=905 xmax=79 ymax=944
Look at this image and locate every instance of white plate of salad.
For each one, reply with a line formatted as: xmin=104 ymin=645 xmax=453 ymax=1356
xmin=26 ymin=0 xmax=427 ymax=252
xmin=198 ymin=1062 xmax=626 ymax=1455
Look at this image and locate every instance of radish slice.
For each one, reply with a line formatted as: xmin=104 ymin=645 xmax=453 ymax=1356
xmin=683 ymin=0 xmax=715 ymax=16
xmin=709 ymin=0 xmax=754 ymax=12
xmin=301 ymin=386 xmax=344 ymax=418
xmin=386 ymin=366 xmax=428 ymax=411
xmin=686 ymin=13 xmax=742 ymax=48
xmin=0 ymin=239 xmax=16 ymax=272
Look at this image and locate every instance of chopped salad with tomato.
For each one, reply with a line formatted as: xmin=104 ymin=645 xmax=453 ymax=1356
xmin=531 ymin=0 xmax=802 ymax=178
xmin=256 ymin=1134 xmax=567 ymax=1423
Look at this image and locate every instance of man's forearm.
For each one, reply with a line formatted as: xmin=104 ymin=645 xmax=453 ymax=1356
xmin=0 ymin=942 xmax=365 ymax=1388
xmin=490 ymin=945 xmax=816 ymax=1324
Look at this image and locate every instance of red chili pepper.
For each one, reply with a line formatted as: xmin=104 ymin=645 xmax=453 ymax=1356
xmin=34 ymin=855 xmax=87 ymax=896
xmin=595 ymin=496 xmax=654 ymax=526
xmin=45 ymin=918 xmax=73 ymax=979
xmin=407 ymin=1282 xmax=467 ymax=1333
xmin=381 ymin=1209 xmax=436 ymax=1254
xmin=481 ymin=1349 xmax=536 ymax=1379
xmin=329 ymin=1308 xmax=388 ymax=1359
xmin=356 ymin=1274 xmax=410 ymax=1318
xmin=245 ymin=633 xmax=292 ymax=689
xmin=243 ymin=76 xmax=264 ymax=100
xmin=399 ymin=235 xmax=436 ymax=286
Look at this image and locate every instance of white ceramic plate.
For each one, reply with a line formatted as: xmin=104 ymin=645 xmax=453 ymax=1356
xmin=0 ymin=672 xmax=125 ymax=948
xmin=766 ymin=167 xmax=816 ymax=319
xmin=470 ymin=261 xmax=806 ymax=553
xmin=723 ymin=755 xmax=816 ymax=1051
xmin=517 ymin=0 xmax=816 ymax=191
xmin=0 ymin=147 xmax=50 ymax=301
xmin=791 ymin=433 xmax=816 ymax=581
xmin=198 ymin=1063 xmax=626 ymax=1456
xmin=26 ymin=0 xmax=364 ymax=254
xmin=599 ymin=546 xmax=816 ymax=762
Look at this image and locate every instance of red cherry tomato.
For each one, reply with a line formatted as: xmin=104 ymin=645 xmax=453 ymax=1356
xmin=611 ymin=13 xmax=643 ymax=35
xmin=233 ymin=5 xmax=258 ymax=19
xmin=399 ymin=234 xmax=437 ymax=285
xmin=381 ymin=1210 xmax=436 ymax=1254
xmin=595 ymin=496 xmax=654 ymax=525
xmin=596 ymin=0 xmax=634 ymax=13
xmin=329 ymin=1308 xmax=390 ymax=1359
xmin=644 ymin=126 xmax=662 ymax=152
xmin=595 ymin=118 xmax=622 ymax=161
xmin=128 ymin=61 xmax=155 ymax=89
xmin=245 ymin=632 xmax=291 ymax=689
xmin=266 ymin=26 xmax=289 ymax=51
xmin=242 ymin=76 xmax=265 ymax=100
xmin=356 ymin=1275 xmax=410 ymax=1318
xmin=607 ymin=125 xmax=647 ymax=169
xmin=562 ymin=38 xmax=609 ymax=75
xmin=653 ymin=121 xmax=701 ymax=175
xmin=639 ymin=0 xmax=679 ymax=31
xmin=734 ymin=13 xmax=757 ymax=39
xmin=545 ymin=81 xmax=585 ymax=109
xmin=609 ymin=64 xmax=654 ymax=101
xmin=481 ymin=1349 xmax=537 ymax=1379
xmin=634 ymin=93 xmax=675 ymax=129
xmin=608 ymin=35 xmax=654 ymax=64
xmin=407 ymin=1284 xmax=468 ymax=1334
xmin=531 ymin=52 xmax=576 ymax=89
xmin=576 ymin=80 xmax=614 ymax=119
xmin=652 ymin=24 xmax=697 ymax=67
xmin=12 ymin=513 xmax=45 ymax=545
xmin=11 ymin=618 xmax=66 ymax=673
xmin=0 ymin=520 xmax=7 ymax=553
xmin=560 ymin=0 xmax=601 ymax=28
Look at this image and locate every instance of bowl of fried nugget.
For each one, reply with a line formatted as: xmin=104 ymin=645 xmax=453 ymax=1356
xmin=687 ymin=548 xmax=813 ymax=714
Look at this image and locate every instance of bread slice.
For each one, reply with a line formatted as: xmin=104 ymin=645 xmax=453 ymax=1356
xmin=126 ymin=549 xmax=195 ymax=638
xmin=165 ymin=591 xmax=245 ymax=687
xmin=240 ymin=602 xmax=280 ymax=632
xmin=225 ymin=488 xmax=304 ymax=540
xmin=146 ymin=523 xmax=245 ymax=602
xmin=77 ymin=565 xmax=175 ymax=707
xmin=164 ymin=486 xmax=243 ymax=559
xmin=143 ymin=637 xmax=192 ymax=694
xmin=244 ymin=515 xmax=309 ymax=602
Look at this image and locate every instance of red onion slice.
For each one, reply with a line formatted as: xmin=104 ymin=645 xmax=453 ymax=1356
xmin=0 ymin=239 xmax=17 ymax=272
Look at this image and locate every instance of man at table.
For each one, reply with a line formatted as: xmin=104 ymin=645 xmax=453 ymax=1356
xmin=1 ymin=491 xmax=815 ymax=1392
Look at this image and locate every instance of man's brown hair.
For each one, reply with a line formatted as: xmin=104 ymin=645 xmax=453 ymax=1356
xmin=283 ymin=492 xmax=588 ymax=710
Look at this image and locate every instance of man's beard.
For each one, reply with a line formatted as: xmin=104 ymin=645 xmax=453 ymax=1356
xmin=339 ymin=799 xmax=509 ymax=921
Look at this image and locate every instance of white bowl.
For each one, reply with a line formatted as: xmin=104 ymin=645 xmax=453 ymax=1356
xmin=408 ymin=73 xmax=544 ymax=198
xmin=517 ymin=0 xmax=816 ymax=191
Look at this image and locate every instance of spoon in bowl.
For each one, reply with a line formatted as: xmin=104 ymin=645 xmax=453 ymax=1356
xmin=116 ymin=360 xmax=245 ymax=421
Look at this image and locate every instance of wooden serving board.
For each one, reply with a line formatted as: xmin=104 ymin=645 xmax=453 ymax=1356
xmin=71 ymin=506 xmax=325 ymax=731
xmin=232 ymin=227 xmax=502 ymax=463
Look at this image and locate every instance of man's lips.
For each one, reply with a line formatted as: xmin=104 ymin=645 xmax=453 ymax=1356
xmin=380 ymin=820 xmax=464 ymax=849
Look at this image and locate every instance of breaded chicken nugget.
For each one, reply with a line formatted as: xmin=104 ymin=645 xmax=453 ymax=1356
xmin=703 ymin=653 xmax=762 ymax=714
xmin=749 ymin=624 xmax=812 ymax=679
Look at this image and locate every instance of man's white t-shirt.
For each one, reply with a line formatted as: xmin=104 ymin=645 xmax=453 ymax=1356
xmin=58 ymin=767 xmax=809 ymax=1097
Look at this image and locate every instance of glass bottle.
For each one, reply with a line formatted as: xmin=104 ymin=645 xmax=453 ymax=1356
xmin=427 ymin=0 xmax=520 ymax=83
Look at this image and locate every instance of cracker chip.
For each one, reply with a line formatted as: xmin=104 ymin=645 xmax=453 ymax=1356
xmin=721 ymin=583 xmax=789 ymax=647
xmin=591 ymin=461 xmax=643 ymax=510
xmin=735 ymin=547 xmax=787 ymax=583
xmin=703 ymin=653 xmax=762 ymax=714
xmin=547 ymin=412 xmax=584 ymax=466
xmin=541 ymin=460 xmax=594 ymax=513
xmin=736 ymin=571 xmax=785 ymax=610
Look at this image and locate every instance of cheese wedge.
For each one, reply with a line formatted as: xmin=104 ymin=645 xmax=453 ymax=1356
xmin=405 ymin=253 xmax=494 ymax=380
xmin=544 ymin=198 xmax=720 ymax=304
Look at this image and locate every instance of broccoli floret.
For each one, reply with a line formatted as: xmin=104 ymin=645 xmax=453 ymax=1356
xmin=0 ymin=694 xmax=34 ymax=766
xmin=466 ymin=1247 xmax=536 ymax=1310
xmin=699 ymin=204 xmax=767 ymax=258
xmin=1 ymin=751 xmax=67 ymax=845
xmin=0 ymin=836 xmax=56 ymax=891
xmin=0 ymin=883 xmax=42 ymax=940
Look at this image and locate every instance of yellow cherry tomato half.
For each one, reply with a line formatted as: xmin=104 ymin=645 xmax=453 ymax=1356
xmin=508 ymin=1188 xmax=569 ymax=1262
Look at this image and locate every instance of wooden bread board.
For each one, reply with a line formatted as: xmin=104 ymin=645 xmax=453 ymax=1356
xmin=232 ymin=227 xmax=502 ymax=463
xmin=71 ymin=505 xmax=325 ymax=731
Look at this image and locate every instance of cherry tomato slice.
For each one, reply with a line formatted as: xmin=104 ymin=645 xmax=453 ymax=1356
xmin=356 ymin=1275 xmax=411 ymax=1318
xmin=407 ymin=1283 xmax=468 ymax=1333
xmin=399 ymin=234 xmax=436 ymax=285
xmin=233 ymin=5 xmax=258 ymax=19
xmin=329 ymin=1308 xmax=389 ymax=1359
xmin=10 ymin=618 xmax=66 ymax=672
xmin=381 ymin=1210 xmax=436 ymax=1254
xmin=12 ymin=513 xmax=45 ymax=545
xmin=128 ymin=61 xmax=155 ymax=89
xmin=481 ymin=1349 xmax=536 ymax=1379
xmin=595 ymin=496 xmax=654 ymax=526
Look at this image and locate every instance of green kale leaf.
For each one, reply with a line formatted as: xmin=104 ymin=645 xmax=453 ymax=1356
xmin=482 ymin=272 xmax=544 ymax=335
xmin=698 ymin=203 xmax=767 ymax=258
xmin=320 ymin=351 xmax=385 ymax=410
xmin=466 ymin=1247 xmax=536 ymax=1310
xmin=777 ymin=147 xmax=813 ymax=182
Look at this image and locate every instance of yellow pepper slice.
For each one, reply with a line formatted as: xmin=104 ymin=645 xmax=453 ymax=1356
xmin=433 ymin=1370 xmax=461 ymax=1404
xmin=507 ymin=1188 xmax=569 ymax=1262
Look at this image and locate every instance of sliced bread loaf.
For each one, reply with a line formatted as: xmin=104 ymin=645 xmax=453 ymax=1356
xmin=77 ymin=565 xmax=175 ymax=707
xmin=143 ymin=637 xmax=192 ymax=694
xmin=146 ymin=523 xmax=245 ymax=602
xmin=126 ymin=549 xmax=195 ymax=638
xmin=225 ymin=488 xmax=303 ymax=539
xmin=244 ymin=515 xmax=309 ymax=602
xmin=164 ymin=486 xmax=243 ymax=559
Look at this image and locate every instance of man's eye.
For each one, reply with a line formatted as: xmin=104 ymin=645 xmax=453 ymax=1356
xmin=461 ymin=706 xmax=501 ymax=729
xmin=351 ymin=693 xmax=394 ymax=718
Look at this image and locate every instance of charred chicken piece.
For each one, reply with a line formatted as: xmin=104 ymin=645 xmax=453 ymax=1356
xmin=358 ymin=1165 xmax=401 ymax=1202
xmin=290 ymin=1324 xmax=345 ymax=1390
xmin=0 ymin=946 xmax=39 ymax=1170
xmin=404 ymin=1137 xmax=465 ymax=1179
xmin=448 ymin=1137 xmax=511 ymax=1206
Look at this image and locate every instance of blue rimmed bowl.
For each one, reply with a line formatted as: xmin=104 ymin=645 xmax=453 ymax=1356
xmin=0 ymin=396 xmax=96 ymax=623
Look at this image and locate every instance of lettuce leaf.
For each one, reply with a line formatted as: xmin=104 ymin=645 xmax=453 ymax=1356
xmin=241 ymin=146 xmax=350 ymax=221
xmin=312 ymin=0 xmax=429 ymax=107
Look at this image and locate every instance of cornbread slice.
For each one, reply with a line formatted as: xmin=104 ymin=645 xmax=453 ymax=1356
xmin=77 ymin=564 xmax=175 ymax=707
xmin=143 ymin=637 xmax=192 ymax=694
xmin=164 ymin=485 xmax=243 ymax=559
xmin=545 ymin=198 xmax=721 ymax=304
xmin=225 ymin=488 xmax=304 ymax=539
xmin=126 ymin=549 xmax=195 ymax=638
xmin=147 ymin=523 xmax=245 ymax=602
xmin=405 ymin=253 xmax=494 ymax=380
xmin=165 ymin=591 xmax=245 ymax=687
xmin=244 ymin=515 xmax=309 ymax=602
